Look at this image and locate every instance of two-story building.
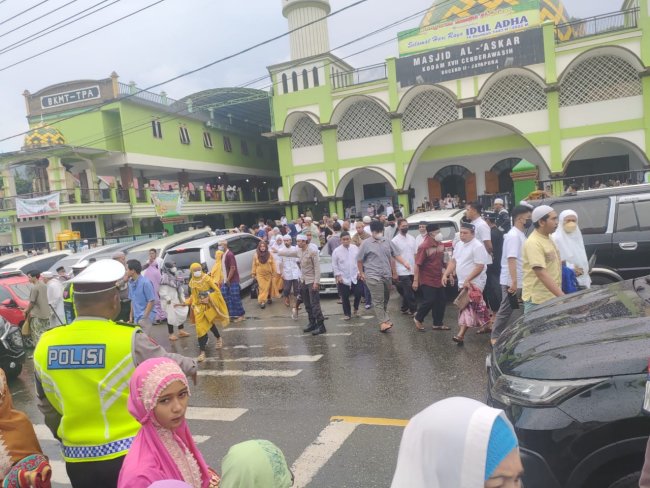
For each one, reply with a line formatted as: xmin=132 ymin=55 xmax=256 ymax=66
xmin=0 ymin=74 xmax=280 ymax=248
xmin=267 ymin=0 xmax=650 ymax=218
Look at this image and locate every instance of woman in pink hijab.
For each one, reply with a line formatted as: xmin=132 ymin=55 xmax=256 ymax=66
xmin=117 ymin=358 xmax=219 ymax=488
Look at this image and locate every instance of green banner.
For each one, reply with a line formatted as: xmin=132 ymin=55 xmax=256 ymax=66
xmin=398 ymin=0 xmax=540 ymax=57
xmin=151 ymin=191 xmax=183 ymax=218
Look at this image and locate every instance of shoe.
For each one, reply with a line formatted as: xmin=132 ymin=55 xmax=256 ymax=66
xmin=343 ymin=316 xmax=351 ymax=321
xmin=312 ymin=324 xmax=327 ymax=335
xmin=215 ymin=337 xmax=223 ymax=349
xmin=303 ymin=322 xmax=317 ymax=333
xmin=267 ymin=299 xmax=272 ymax=304
xmin=178 ymin=330 xmax=190 ymax=338
xmin=284 ymin=297 xmax=290 ymax=307
xmin=414 ymin=318 xmax=425 ymax=331
xmin=337 ymin=299 xmax=342 ymax=304
xmin=197 ymin=352 xmax=206 ymax=362
xmin=365 ymin=304 xmax=372 ymax=310
xmin=260 ymin=302 xmax=266 ymax=309
xmin=291 ymin=308 xmax=297 ymax=320
xmin=233 ymin=316 xmax=246 ymax=323
xmin=353 ymin=310 xmax=359 ymax=317
xmin=169 ymin=334 xmax=178 ymax=341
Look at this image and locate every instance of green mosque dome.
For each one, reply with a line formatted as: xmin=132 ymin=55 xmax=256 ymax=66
xmin=23 ymin=124 xmax=66 ymax=149
xmin=421 ymin=0 xmax=576 ymax=41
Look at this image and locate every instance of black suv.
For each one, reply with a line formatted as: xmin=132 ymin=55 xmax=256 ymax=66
xmin=531 ymin=184 xmax=650 ymax=284
xmin=487 ymin=277 xmax=650 ymax=488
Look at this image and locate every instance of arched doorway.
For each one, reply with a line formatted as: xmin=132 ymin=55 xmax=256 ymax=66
xmin=336 ymin=168 xmax=396 ymax=219
xmin=290 ymin=181 xmax=326 ymax=219
xmin=487 ymin=158 xmax=521 ymax=195
xmin=431 ymin=165 xmax=472 ymax=203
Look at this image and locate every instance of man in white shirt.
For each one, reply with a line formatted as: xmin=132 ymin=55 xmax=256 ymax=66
xmin=392 ymin=218 xmax=417 ymax=315
xmin=42 ymin=271 xmax=65 ymax=326
xmin=362 ymin=215 xmax=372 ymax=234
xmin=386 ymin=203 xmax=394 ymax=217
xmin=442 ymin=222 xmax=490 ymax=343
xmin=465 ymin=201 xmax=493 ymax=257
xmin=277 ymin=235 xmax=302 ymax=318
xmin=491 ymin=205 xmax=531 ymax=345
xmin=331 ymin=232 xmax=362 ymax=320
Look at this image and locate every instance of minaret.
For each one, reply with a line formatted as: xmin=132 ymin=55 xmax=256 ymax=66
xmin=282 ymin=0 xmax=331 ymax=60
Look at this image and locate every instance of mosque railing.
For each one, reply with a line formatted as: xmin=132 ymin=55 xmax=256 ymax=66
xmin=555 ymin=8 xmax=640 ymax=43
xmin=117 ymin=82 xmax=177 ymax=106
xmin=536 ymin=169 xmax=649 ymax=196
xmin=331 ymin=63 xmax=388 ymax=90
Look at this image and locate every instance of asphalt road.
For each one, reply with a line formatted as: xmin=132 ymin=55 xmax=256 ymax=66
xmin=11 ymin=292 xmax=492 ymax=487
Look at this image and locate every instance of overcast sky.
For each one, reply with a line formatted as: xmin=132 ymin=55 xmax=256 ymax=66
xmin=0 ymin=0 xmax=618 ymax=151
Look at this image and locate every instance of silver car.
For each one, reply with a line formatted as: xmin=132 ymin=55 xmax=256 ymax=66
xmin=163 ymin=233 xmax=261 ymax=291
xmin=318 ymin=248 xmax=338 ymax=295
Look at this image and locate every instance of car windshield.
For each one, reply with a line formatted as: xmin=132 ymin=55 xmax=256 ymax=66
xmin=408 ymin=222 xmax=457 ymax=241
xmin=127 ymin=250 xmax=150 ymax=265
xmin=10 ymin=283 xmax=31 ymax=300
xmin=165 ymin=250 xmax=201 ymax=269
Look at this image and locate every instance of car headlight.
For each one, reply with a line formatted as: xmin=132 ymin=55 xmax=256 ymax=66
xmin=1 ymin=323 xmax=23 ymax=351
xmin=491 ymin=374 xmax=605 ymax=407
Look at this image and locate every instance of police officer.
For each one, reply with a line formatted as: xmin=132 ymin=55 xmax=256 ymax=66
xmin=34 ymin=259 xmax=197 ymax=488
xmin=62 ymin=260 xmax=89 ymax=324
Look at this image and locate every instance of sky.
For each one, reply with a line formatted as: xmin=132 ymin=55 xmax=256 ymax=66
xmin=0 ymin=0 xmax=618 ymax=151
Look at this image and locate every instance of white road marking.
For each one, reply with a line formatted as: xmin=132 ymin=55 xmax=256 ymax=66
xmin=186 ymin=406 xmax=248 ymax=422
xmin=335 ymin=323 xmax=366 ymax=327
xmin=361 ymin=315 xmax=374 ymax=319
xmin=193 ymin=435 xmax=210 ymax=444
xmin=222 ymin=326 xmax=298 ymax=332
xmin=210 ymin=354 xmax=323 ymax=363
xmin=50 ymin=460 xmax=70 ymax=485
xmin=291 ymin=420 xmax=359 ymax=488
xmin=198 ymin=369 xmax=302 ymax=377
xmin=34 ymin=423 xmax=56 ymax=442
xmin=287 ymin=333 xmax=352 ymax=338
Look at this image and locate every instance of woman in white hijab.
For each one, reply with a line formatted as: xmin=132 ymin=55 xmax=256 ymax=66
xmin=391 ymin=397 xmax=523 ymax=488
xmin=551 ymin=209 xmax=591 ymax=289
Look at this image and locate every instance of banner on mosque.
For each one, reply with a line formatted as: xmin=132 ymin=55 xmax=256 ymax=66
xmin=16 ymin=193 xmax=61 ymax=219
xmin=397 ymin=0 xmax=540 ymax=57
xmin=395 ymin=27 xmax=545 ymax=88
xmin=151 ymin=191 xmax=183 ymax=218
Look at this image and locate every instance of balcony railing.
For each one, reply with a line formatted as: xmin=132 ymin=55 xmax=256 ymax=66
xmin=555 ymin=7 xmax=640 ymax=43
xmin=118 ymin=82 xmax=177 ymax=106
xmin=537 ymin=169 xmax=649 ymax=197
xmin=331 ymin=63 xmax=388 ymax=90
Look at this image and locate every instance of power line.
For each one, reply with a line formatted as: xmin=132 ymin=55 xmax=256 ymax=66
xmin=0 ymin=0 xmax=118 ymax=54
xmin=0 ymin=0 xmax=369 ymax=143
xmin=0 ymin=0 xmax=78 ymax=41
xmin=0 ymin=0 xmax=51 ymax=28
xmin=0 ymin=0 xmax=156 ymax=70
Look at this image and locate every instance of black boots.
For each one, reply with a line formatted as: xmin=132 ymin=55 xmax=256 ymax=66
xmin=311 ymin=323 xmax=326 ymax=336
xmin=303 ymin=322 xmax=317 ymax=333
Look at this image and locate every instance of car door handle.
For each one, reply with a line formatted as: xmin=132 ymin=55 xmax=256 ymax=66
xmin=619 ymin=242 xmax=638 ymax=251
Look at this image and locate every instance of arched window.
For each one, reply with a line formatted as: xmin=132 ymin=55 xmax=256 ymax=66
xmin=291 ymin=117 xmax=322 ymax=149
xmin=402 ymin=90 xmax=458 ymax=131
xmin=313 ymin=67 xmax=320 ymax=87
xmin=292 ymin=72 xmax=299 ymax=92
xmin=302 ymin=69 xmax=309 ymax=89
xmin=281 ymin=74 xmax=288 ymax=94
xmin=560 ymin=55 xmax=642 ymax=107
xmin=337 ymin=100 xmax=392 ymax=142
xmin=481 ymin=75 xmax=547 ymax=118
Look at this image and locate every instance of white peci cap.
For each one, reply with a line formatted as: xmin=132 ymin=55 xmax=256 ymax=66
xmin=494 ymin=198 xmax=504 ymax=205
xmin=531 ymin=205 xmax=554 ymax=223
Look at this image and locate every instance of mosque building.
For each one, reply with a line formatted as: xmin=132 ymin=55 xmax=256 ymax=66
xmin=267 ymin=0 xmax=650 ymax=218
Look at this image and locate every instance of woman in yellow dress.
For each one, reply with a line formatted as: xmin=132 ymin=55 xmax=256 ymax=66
xmin=210 ymin=248 xmax=224 ymax=284
xmin=183 ymin=262 xmax=229 ymax=362
xmin=252 ymin=241 xmax=276 ymax=309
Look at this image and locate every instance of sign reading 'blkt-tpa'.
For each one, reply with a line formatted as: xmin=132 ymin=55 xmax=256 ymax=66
xmin=40 ymin=85 xmax=101 ymax=109
xmin=395 ymin=27 xmax=545 ymax=88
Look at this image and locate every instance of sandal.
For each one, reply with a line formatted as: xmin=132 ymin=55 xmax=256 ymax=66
xmin=413 ymin=318 xmax=425 ymax=331
xmin=178 ymin=330 xmax=190 ymax=338
xmin=452 ymin=335 xmax=464 ymax=345
xmin=476 ymin=326 xmax=492 ymax=335
xmin=380 ymin=322 xmax=393 ymax=333
xmin=431 ymin=325 xmax=451 ymax=331
xmin=169 ymin=334 xmax=178 ymax=341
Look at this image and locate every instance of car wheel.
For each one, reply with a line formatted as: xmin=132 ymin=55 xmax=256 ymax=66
xmin=607 ymin=471 xmax=641 ymax=488
xmin=2 ymin=363 xmax=22 ymax=380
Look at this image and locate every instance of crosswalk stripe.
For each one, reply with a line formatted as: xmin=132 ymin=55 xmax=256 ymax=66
xmin=186 ymin=407 xmax=248 ymax=421
xmin=34 ymin=424 xmax=56 ymax=442
xmin=223 ymin=326 xmax=298 ymax=332
xmin=49 ymin=460 xmax=70 ymax=485
xmin=193 ymin=435 xmax=210 ymax=444
xmin=291 ymin=420 xmax=359 ymax=488
xmin=198 ymin=369 xmax=302 ymax=377
xmin=287 ymin=332 xmax=352 ymax=337
xmin=208 ymin=354 xmax=322 ymax=363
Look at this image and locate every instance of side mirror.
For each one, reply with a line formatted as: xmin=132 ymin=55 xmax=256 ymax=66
xmin=1 ymin=298 xmax=16 ymax=308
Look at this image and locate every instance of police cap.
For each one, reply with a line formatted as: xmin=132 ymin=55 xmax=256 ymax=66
xmin=71 ymin=259 xmax=125 ymax=294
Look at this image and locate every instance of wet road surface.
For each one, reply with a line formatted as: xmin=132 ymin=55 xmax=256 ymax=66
xmin=11 ymin=293 xmax=492 ymax=487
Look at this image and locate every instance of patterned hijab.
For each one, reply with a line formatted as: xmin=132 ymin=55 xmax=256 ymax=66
xmin=0 ymin=369 xmax=43 ymax=478
xmin=256 ymin=241 xmax=270 ymax=264
xmin=117 ymin=358 xmax=211 ymax=488
xmin=220 ymin=440 xmax=293 ymax=488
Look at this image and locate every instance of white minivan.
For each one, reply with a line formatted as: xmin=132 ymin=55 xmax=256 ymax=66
xmin=126 ymin=227 xmax=213 ymax=265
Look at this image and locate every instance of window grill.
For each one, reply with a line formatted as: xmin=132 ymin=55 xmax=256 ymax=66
xmin=223 ymin=136 xmax=232 ymax=152
xmin=337 ymin=100 xmax=392 ymax=142
xmin=560 ymin=55 xmax=642 ymax=107
xmin=151 ymin=120 xmax=162 ymax=138
xmin=291 ymin=117 xmax=322 ymax=149
xmin=402 ymin=90 xmax=458 ymax=131
xmin=481 ymin=75 xmax=548 ymax=118
xmin=241 ymin=140 xmax=249 ymax=155
xmin=179 ymin=126 xmax=190 ymax=145
xmin=203 ymin=131 xmax=213 ymax=148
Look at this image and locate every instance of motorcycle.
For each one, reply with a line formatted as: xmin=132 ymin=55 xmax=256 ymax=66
xmin=0 ymin=315 xmax=26 ymax=379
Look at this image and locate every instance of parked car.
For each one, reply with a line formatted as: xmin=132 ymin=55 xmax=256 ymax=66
xmin=0 ymin=315 xmax=25 ymax=380
xmin=318 ymin=247 xmax=339 ymax=296
xmin=530 ymin=183 xmax=650 ymax=284
xmin=1 ymin=250 xmax=72 ymax=274
xmin=163 ymin=233 xmax=261 ymax=291
xmin=486 ymin=276 xmax=650 ymax=488
xmin=86 ymin=237 xmax=155 ymax=261
xmin=0 ymin=252 xmax=28 ymax=268
xmin=0 ymin=270 xmax=31 ymax=328
xmin=405 ymin=209 xmax=465 ymax=242
xmin=47 ymin=242 xmax=131 ymax=274
xmin=126 ymin=228 xmax=213 ymax=265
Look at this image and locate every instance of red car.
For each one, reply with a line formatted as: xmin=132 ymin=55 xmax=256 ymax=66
xmin=0 ymin=270 xmax=31 ymax=327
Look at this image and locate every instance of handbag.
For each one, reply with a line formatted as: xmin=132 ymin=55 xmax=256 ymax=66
xmin=21 ymin=317 xmax=30 ymax=336
xmin=453 ymin=287 xmax=470 ymax=310
xmin=250 ymin=280 xmax=259 ymax=300
xmin=562 ymin=265 xmax=579 ymax=294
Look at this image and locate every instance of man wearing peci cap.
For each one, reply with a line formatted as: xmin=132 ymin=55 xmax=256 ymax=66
xmin=522 ymin=205 xmax=563 ymax=313
xmin=33 ymin=259 xmax=197 ymax=488
xmin=493 ymin=198 xmax=511 ymax=233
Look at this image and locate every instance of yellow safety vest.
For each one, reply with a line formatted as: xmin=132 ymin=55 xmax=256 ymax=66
xmin=33 ymin=318 xmax=141 ymax=463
